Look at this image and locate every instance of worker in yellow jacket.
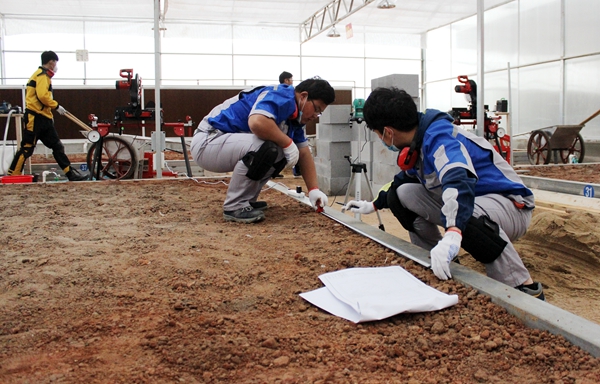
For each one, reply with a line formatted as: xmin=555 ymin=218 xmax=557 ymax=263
xmin=8 ymin=51 xmax=87 ymax=181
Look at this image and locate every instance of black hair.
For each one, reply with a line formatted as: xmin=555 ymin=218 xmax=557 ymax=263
xmin=363 ymin=87 xmax=418 ymax=133
xmin=41 ymin=51 xmax=59 ymax=65
xmin=279 ymin=71 xmax=293 ymax=84
xmin=295 ymin=77 xmax=335 ymax=105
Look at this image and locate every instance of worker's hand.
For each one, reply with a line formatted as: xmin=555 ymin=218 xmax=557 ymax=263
xmin=343 ymin=200 xmax=375 ymax=214
xmin=308 ymin=188 xmax=328 ymax=210
xmin=430 ymin=230 xmax=462 ymax=280
xmin=56 ymin=105 xmax=67 ymax=115
xmin=282 ymin=139 xmax=299 ymax=168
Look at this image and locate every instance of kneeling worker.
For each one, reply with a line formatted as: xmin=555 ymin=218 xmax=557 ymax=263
xmin=191 ymin=77 xmax=335 ymax=223
xmin=344 ymin=87 xmax=545 ymax=300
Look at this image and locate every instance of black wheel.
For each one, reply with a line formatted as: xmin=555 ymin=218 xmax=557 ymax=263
xmin=559 ymin=133 xmax=585 ymax=164
xmin=86 ymin=136 xmax=137 ymax=180
xmin=527 ymin=130 xmax=552 ymax=165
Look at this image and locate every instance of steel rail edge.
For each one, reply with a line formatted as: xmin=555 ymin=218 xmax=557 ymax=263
xmin=267 ymin=180 xmax=600 ymax=357
xmin=519 ymin=175 xmax=599 ymax=198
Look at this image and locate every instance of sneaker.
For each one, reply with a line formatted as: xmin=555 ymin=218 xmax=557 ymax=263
xmin=516 ymin=282 xmax=546 ymax=301
xmin=66 ymin=168 xmax=88 ymax=182
xmin=292 ymin=165 xmax=302 ymax=177
xmin=223 ymin=206 xmax=265 ymax=223
xmin=249 ymin=201 xmax=268 ymax=211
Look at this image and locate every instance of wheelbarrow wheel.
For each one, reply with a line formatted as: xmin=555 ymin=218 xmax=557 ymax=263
xmin=86 ymin=136 xmax=137 ymax=180
xmin=559 ymin=133 xmax=585 ymax=164
xmin=527 ymin=130 xmax=552 ymax=165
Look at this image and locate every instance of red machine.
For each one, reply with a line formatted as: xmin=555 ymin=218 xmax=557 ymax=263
xmin=449 ymin=75 xmax=511 ymax=164
xmin=85 ymin=69 xmax=194 ymax=180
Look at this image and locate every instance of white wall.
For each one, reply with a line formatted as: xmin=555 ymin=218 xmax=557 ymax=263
xmin=0 ymin=18 xmax=421 ymax=101
xmin=423 ymin=0 xmax=600 ymax=141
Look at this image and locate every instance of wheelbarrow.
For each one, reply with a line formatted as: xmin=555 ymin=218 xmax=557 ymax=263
xmin=527 ymin=108 xmax=600 ymax=165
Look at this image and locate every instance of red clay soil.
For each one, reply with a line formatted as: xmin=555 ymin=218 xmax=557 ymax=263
xmin=1 ymin=177 xmax=600 ymax=383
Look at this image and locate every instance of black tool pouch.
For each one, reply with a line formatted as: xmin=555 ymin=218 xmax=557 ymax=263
xmin=461 ymin=215 xmax=508 ymax=264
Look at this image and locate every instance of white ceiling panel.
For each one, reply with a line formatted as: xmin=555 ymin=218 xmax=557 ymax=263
xmin=0 ymin=0 xmax=514 ymax=35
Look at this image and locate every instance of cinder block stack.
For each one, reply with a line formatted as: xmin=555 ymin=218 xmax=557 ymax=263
xmin=314 ymin=105 xmax=352 ymax=196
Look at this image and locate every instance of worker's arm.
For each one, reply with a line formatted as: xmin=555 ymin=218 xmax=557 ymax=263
xmin=36 ymin=74 xmax=58 ymax=109
xmin=248 ymin=114 xmax=291 ymax=148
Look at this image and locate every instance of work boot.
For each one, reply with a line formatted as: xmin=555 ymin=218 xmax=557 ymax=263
xmin=516 ymin=281 xmax=546 ymax=301
xmin=66 ymin=168 xmax=88 ymax=182
xmin=223 ymin=206 xmax=265 ymax=223
xmin=250 ymin=201 xmax=268 ymax=211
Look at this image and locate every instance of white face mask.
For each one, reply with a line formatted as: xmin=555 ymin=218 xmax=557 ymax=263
xmin=296 ymin=98 xmax=306 ymax=124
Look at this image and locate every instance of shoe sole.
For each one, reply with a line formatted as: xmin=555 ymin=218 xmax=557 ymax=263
xmin=223 ymin=213 xmax=265 ymax=223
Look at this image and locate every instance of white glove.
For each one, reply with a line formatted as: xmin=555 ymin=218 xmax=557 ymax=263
xmin=56 ymin=105 xmax=67 ymax=115
xmin=343 ymin=200 xmax=375 ymax=214
xmin=430 ymin=230 xmax=462 ymax=280
xmin=308 ymin=188 xmax=328 ymax=210
xmin=282 ymin=139 xmax=299 ymax=168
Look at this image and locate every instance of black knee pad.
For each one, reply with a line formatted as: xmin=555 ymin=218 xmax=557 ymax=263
xmin=386 ymin=184 xmax=418 ymax=232
xmin=461 ymin=215 xmax=508 ymax=264
xmin=242 ymin=141 xmax=279 ymax=181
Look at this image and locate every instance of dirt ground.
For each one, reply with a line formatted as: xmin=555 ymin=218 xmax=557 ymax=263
xmin=1 ymin=163 xmax=600 ymax=383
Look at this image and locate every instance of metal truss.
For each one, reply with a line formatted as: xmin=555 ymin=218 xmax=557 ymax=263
xmin=300 ymin=0 xmax=375 ymax=43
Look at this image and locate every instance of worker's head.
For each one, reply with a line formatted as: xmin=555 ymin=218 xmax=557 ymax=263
xmin=41 ymin=51 xmax=59 ymax=74
xmin=364 ymin=87 xmax=419 ymax=153
xmin=279 ymin=71 xmax=293 ymax=85
xmin=41 ymin=51 xmax=59 ymax=65
xmin=294 ymin=77 xmax=335 ymax=124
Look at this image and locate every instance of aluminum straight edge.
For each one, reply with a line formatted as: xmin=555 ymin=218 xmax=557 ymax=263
xmin=267 ymin=181 xmax=600 ymax=357
xmin=520 ymin=175 xmax=599 ymax=198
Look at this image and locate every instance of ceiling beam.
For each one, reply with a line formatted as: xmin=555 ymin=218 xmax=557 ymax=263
xmin=300 ymin=0 xmax=375 ymax=43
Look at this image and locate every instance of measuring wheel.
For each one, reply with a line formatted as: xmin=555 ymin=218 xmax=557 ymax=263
xmin=527 ymin=130 xmax=552 ymax=165
xmin=558 ymin=133 xmax=585 ymax=164
xmin=86 ymin=136 xmax=137 ymax=180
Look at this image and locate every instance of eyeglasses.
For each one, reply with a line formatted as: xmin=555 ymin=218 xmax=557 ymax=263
xmin=310 ymin=99 xmax=322 ymax=117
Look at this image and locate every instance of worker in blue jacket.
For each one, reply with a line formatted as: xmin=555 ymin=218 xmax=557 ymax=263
xmin=344 ymin=87 xmax=544 ymax=300
xmin=191 ymin=77 xmax=335 ymax=223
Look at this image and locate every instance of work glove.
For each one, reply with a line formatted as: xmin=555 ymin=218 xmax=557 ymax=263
xmin=343 ymin=200 xmax=375 ymax=214
xmin=430 ymin=230 xmax=462 ymax=280
xmin=56 ymin=105 xmax=67 ymax=115
xmin=308 ymin=188 xmax=328 ymax=210
xmin=282 ymin=139 xmax=299 ymax=168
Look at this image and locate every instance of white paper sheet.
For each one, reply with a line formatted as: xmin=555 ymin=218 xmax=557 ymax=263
xmin=299 ymin=266 xmax=458 ymax=323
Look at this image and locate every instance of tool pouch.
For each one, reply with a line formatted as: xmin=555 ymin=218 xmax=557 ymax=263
xmin=461 ymin=215 xmax=508 ymax=264
xmin=242 ymin=140 xmax=279 ymax=181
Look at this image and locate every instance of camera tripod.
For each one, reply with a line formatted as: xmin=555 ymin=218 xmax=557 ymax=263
xmin=342 ymin=155 xmax=385 ymax=231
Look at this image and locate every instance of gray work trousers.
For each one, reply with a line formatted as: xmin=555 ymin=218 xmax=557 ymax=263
xmin=397 ymin=183 xmax=532 ymax=287
xmin=191 ymin=131 xmax=285 ymax=211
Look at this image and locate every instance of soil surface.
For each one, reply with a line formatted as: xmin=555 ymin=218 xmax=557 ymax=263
xmin=1 ymin=164 xmax=600 ymax=383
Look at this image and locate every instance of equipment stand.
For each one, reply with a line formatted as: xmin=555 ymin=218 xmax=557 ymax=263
xmin=342 ymin=156 xmax=385 ymax=231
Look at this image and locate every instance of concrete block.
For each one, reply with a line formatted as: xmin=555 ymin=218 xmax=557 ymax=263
xmin=316 ymin=123 xmax=353 ymax=142
xmin=319 ymin=104 xmax=352 ymax=124
xmin=372 ymin=162 xmax=399 ymax=189
xmin=350 ymin=141 xmax=376 ymax=168
xmin=371 ymin=74 xmax=419 ymax=96
xmin=315 ymin=141 xmax=351 ymax=161
xmin=317 ymin=174 xmax=351 ymax=196
xmin=315 ymin=157 xmax=352 ymax=177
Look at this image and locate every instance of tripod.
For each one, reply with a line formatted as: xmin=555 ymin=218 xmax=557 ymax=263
xmin=342 ymin=156 xmax=385 ymax=231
